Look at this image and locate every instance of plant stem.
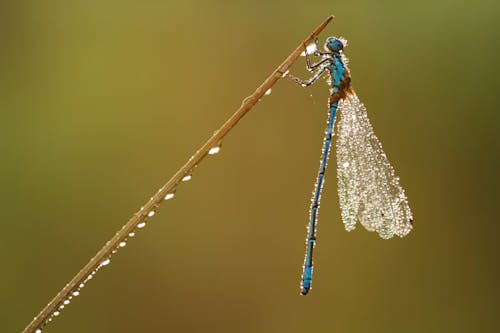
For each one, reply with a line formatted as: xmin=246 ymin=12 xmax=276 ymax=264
xmin=22 ymin=15 xmax=334 ymax=333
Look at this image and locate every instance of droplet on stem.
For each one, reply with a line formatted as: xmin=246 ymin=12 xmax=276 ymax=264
xmin=300 ymin=43 xmax=317 ymax=56
xmin=164 ymin=193 xmax=175 ymax=200
xmin=182 ymin=175 xmax=192 ymax=182
xmin=208 ymin=146 xmax=221 ymax=155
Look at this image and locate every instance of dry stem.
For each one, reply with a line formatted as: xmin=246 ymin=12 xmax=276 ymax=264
xmin=22 ymin=15 xmax=334 ymax=333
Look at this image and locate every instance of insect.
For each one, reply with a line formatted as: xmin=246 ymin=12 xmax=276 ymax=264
xmin=288 ymin=36 xmax=413 ymax=295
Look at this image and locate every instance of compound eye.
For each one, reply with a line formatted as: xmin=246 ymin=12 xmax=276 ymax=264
xmin=334 ymin=40 xmax=344 ymax=51
xmin=325 ymin=37 xmax=343 ymax=52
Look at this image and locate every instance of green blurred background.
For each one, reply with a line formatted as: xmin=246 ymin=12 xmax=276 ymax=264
xmin=2 ymin=1 xmax=499 ymax=332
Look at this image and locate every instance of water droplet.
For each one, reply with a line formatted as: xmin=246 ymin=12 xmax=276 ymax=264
xmin=53 ymin=311 xmax=60 ymax=316
xmin=129 ymin=232 xmax=136 ymax=237
xmin=300 ymin=43 xmax=317 ymax=56
xmin=36 ymin=329 xmax=42 ymax=333
xmin=208 ymin=146 xmax=221 ymax=155
xmin=182 ymin=175 xmax=192 ymax=182
xmin=101 ymin=258 xmax=111 ymax=266
xmin=119 ymin=241 xmax=127 ymax=247
xmin=164 ymin=193 xmax=175 ymax=200
xmin=59 ymin=305 xmax=65 ymax=309
xmin=72 ymin=291 xmax=80 ymax=296
xmin=137 ymin=222 xmax=146 ymax=228
xmin=265 ymin=88 xmax=272 ymax=96
xmin=148 ymin=211 xmax=155 ymax=217
xmin=64 ymin=300 xmax=70 ymax=305
xmin=79 ymin=283 xmax=85 ymax=288
xmin=282 ymin=70 xmax=290 ymax=77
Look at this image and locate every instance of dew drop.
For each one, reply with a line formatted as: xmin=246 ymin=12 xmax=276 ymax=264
xmin=208 ymin=146 xmax=221 ymax=155
xmin=148 ymin=211 xmax=155 ymax=217
xmin=164 ymin=193 xmax=175 ymax=200
xmin=129 ymin=232 xmax=136 ymax=237
xmin=182 ymin=175 xmax=192 ymax=182
xmin=101 ymin=258 xmax=111 ymax=266
xmin=119 ymin=241 xmax=127 ymax=247
xmin=79 ymin=283 xmax=85 ymax=288
xmin=282 ymin=70 xmax=290 ymax=77
xmin=59 ymin=305 xmax=65 ymax=310
xmin=137 ymin=222 xmax=146 ymax=228
xmin=265 ymin=88 xmax=272 ymax=96
xmin=72 ymin=291 xmax=80 ymax=296
xmin=53 ymin=311 xmax=60 ymax=316
xmin=300 ymin=43 xmax=317 ymax=56
xmin=36 ymin=329 xmax=42 ymax=333
xmin=64 ymin=300 xmax=70 ymax=305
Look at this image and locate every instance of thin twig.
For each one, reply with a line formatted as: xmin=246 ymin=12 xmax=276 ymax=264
xmin=22 ymin=15 xmax=334 ymax=333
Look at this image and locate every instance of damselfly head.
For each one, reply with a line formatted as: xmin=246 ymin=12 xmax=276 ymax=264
xmin=325 ymin=37 xmax=346 ymax=53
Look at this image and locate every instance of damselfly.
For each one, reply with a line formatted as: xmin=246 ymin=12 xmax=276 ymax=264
xmin=288 ymin=36 xmax=413 ymax=295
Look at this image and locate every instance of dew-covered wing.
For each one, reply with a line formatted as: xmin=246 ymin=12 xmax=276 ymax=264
xmin=335 ymin=92 xmax=413 ymax=239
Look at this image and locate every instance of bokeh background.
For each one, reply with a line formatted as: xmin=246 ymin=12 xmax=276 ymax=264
xmin=2 ymin=1 xmax=499 ymax=332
